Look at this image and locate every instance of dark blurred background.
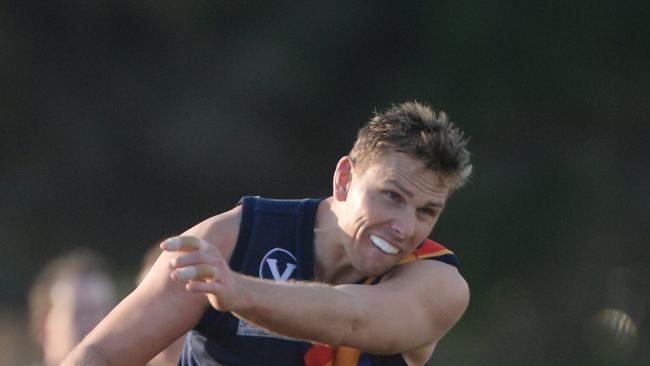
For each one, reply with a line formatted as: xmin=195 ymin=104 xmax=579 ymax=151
xmin=1 ymin=1 xmax=648 ymax=365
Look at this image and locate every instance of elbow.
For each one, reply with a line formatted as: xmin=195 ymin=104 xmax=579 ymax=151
xmin=328 ymin=315 xmax=363 ymax=349
xmin=333 ymin=299 xmax=400 ymax=354
xmin=325 ymin=291 xmax=367 ymax=348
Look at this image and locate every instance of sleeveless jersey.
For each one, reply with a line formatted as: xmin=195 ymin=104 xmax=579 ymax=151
xmin=178 ymin=196 xmax=459 ymax=366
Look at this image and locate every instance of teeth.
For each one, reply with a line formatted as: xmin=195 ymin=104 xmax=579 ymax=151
xmin=369 ymin=235 xmax=399 ymax=254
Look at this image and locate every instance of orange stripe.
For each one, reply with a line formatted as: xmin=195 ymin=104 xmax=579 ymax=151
xmin=412 ymin=249 xmax=454 ymax=260
xmin=399 ymin=251 xmax=451 ymax=264
xmin=415 ymin=239 xmax=449 ymax=254
xmin=334 ymin=346 xmax=362 ymax=365
xmin=399 ymin=249 xmax=453 ymax=264
xmin=304 ymin=345 xmax=361 ymax=366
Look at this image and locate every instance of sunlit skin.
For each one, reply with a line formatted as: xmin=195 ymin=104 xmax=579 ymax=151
xmin=315 ymin=152 xmax=452 ymax=284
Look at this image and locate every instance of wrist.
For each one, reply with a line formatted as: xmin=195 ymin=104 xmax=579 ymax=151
xmin=229 ymin=273 xmax=256 ymax=313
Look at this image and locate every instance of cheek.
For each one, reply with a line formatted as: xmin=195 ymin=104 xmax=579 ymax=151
xmin=348 ymin=192 xmax=374 ymax=217
xmin=347 ymin=190 xmax=392 ymax=233
xmin=362 ymin=191 xmax=391 ymax=215
xmin=415 ymin=221 xmax=436 ymax=242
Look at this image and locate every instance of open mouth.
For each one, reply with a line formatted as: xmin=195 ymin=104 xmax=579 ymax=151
xmin=369 ymin=234 xmax=399 ymax=255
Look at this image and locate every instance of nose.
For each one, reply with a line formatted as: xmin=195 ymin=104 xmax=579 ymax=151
xmin=391 ymin=211 xmax=416 ymax=239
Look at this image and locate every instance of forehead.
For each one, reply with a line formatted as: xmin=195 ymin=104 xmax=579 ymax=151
xmin=357 ymin=152 xmax=450 ymax=199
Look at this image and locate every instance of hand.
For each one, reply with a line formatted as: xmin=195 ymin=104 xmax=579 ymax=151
xmin=160 ymin=236 xmax=243 ymax=312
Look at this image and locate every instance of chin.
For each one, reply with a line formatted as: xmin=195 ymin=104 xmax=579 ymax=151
xmin=358 ymin=262 xmax=393 ymax=278
xmin=352 ymin=247 xmax=399 ymax=278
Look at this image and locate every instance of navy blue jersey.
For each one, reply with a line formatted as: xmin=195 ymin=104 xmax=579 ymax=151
xmin=178 ymin=196 xmax=459 ymax=366
xmin=178 ymin=197 xmax=319 ymax=366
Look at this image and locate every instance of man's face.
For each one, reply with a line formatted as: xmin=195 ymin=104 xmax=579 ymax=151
xmin=340 ymin=152 xmax=451 ymax=277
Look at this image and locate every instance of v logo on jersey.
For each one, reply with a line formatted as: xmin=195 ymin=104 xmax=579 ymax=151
xmin=259 ymin=247 xmax=298 ymax=282
xmin=265 ymin=258 xmax=296 ymax=281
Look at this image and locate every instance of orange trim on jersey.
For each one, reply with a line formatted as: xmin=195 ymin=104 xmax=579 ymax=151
xmin=304 ymin=344 xmax=362 ymax=366
xmin=399 ymin=239 xmax=454 ymax=264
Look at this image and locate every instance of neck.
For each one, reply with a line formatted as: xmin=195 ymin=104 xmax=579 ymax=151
xmin=313 ymin=197 xmax=364 ymax=285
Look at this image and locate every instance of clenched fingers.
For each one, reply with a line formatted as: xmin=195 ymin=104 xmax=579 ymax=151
xmin=175 ymin=264 xmax=218 ymax=281
xmin=160 ymin=236 xmax=227 ymax=283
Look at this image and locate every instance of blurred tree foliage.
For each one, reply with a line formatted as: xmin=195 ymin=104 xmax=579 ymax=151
xmin=1 ymin=1 xmax=648 ymax=365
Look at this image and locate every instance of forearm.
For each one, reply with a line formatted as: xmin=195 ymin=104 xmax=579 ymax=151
xmin=61 ymin=344 xmax=110 ymax=366
xmin=59 ymin=302 xmax=177 ymax=366
xmin=232 ymin=275 xmax=363 ymax=347
xmin=223 ymin=263 xmax=469 ymax=354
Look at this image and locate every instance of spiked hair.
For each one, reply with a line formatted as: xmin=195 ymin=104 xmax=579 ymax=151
xmin=349 ymin=101 xmax=472 ymax=190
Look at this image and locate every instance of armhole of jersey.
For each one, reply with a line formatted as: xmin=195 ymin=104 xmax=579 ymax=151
xmin=229 ymin=196 xmax=255 ymax=270
xmin=297 ymin=198 xmax=319 ymax=281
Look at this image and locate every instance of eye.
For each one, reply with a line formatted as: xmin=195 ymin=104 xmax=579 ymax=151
xmin=384 ymin=191 xmax=401 ymax=202
xmin=417 ymin=207 xmax=437 ymax=218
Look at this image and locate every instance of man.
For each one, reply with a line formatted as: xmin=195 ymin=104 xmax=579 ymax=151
xmin=28 ymin=248 xmax=117 ymax=366
xmin=62 ymin=101 xmax=472 ymax=366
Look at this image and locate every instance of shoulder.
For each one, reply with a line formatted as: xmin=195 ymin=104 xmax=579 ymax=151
xmin=388 ymin=239 xmax=467 ymax=308
xmin=384 ymin=259 xmax=469 ymax=310
xmin=382 ymin=257 xmax=469 ymax=337
xmin=182 ymin=205 xmax=242 ymax=262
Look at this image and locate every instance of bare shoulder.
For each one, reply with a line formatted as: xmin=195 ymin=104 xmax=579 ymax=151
xmin=140 ymin=205 xmax=242 ymax=292
xmin=384 ymin=260 xmax=469 ymax=325
xmin=181 ymin=205 xmax=242 ymax=262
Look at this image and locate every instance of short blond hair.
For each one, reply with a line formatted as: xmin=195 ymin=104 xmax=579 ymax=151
xmin=349 ymin=101 xmax=472 ymax=190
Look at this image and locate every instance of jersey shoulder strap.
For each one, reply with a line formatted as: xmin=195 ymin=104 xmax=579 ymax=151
xmin=398 ymin=239 xmax=459 ymax=268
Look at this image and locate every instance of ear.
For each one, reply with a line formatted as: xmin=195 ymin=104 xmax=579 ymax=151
xmin=333 ymin=156 xmax=353 ymax=201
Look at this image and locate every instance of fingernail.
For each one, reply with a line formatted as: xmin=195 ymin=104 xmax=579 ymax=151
xmin=163 ymin=237 xmax=182 ymax=251
xmin=176 ymin=267 xmax=197 ymax=281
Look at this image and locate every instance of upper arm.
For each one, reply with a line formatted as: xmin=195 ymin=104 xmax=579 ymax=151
xmin=337 ymin=260 xmax=469 ymax=357
xmin=63 ymin=206 xmax=242 ymax=366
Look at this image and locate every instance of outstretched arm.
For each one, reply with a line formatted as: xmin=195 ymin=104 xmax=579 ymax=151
xmin=164 ymin=237 xmax=469 ymax=361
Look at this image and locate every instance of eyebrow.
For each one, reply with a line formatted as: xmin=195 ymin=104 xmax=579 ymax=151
xmin=387 ymin=179 xmax=446 ymax=208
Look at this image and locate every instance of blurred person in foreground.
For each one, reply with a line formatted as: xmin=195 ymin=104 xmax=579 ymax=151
xmin=28 ymin=248 xmax=117 ymax=366
xmin=63 ymin=101 xmax=473 ymax=366
xmin=136 ymin=245 xmax=185 ymax=366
